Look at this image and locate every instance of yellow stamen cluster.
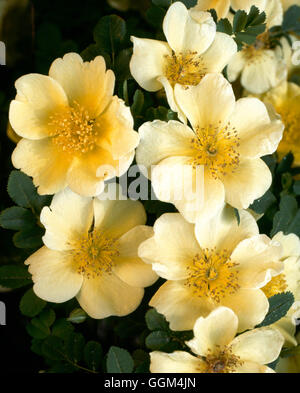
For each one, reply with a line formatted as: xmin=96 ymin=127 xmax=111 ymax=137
xmin=185 ymin=248 xmax=240 ymax=303
xmin=200 ymin=345 xmax=244 ymax=373
xmin=276 ymin=100 xmax=300 ymax=145
xmin=262 ymin=273 xmax=288 ymax=298
xmin=71 ymin=230 xmax=119 ymax=279
xmin=48 ymin=101 xmax=99 ymax=155
xmin=164 ymin=50 xmax=207 ymax=87
xmin=242 ymin=31 xmax=271 ymax=64
xmin=190 ymin=122 xmax=240 ymax=179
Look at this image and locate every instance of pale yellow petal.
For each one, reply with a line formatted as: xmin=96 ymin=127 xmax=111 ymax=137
xmin=25 ymin=246 xmax=83 ymax=303
xmin=163 ymin=2 xmax=216 ymax=54
xmin=230 ymin=97 xmax=283 ymax=159
xmin=138 ymin=213 xmax=200 ymax=280
xmin=223 ymin=159 xmax=272 ymax=209
xmin=174 ymin=73 xmax=235 ymax=130
xmin=49 ymin=53 xmax=115 ymax=118
xmin=130 ymin=37 xmax=171 ymax=91
xmin=113 ymin=226 xmax=158 ymax=288
xmin=40 ymin=188 xmax=93 ymax=251
xmin=186 ymin=307 xmax=238 ymax=357
xmin=150 ymin=351 xmax=201 ymax=373
xmin=195 ymin=206 xmax=259 ymax=253
xmin=223 ymin=288 xmax=269 ymax=332
xmin=235 ymin=361 xmax=275 ymax=373
xmin=231 ymin=327 xmax=284 ymax=364
xmin=76 ymin=273 xmax=144 ymax=318
xmin=273 ymin=232 xmax=300 ymax=259
xmin=12 ymin=138 xmax=71 ymax=195
xmin=150 ymin=280 xmax=214 ymax=331
xmin=136 ymin=119 xmax=194 ymax=171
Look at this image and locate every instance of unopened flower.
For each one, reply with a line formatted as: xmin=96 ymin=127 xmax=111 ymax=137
xmin=136 ymin=73 xmax=284 ymax=222
xmin=139 ymin=207 xmax=283 ymax=332
xmin=25 ymin=185 xmax=158 ymax=318
xmin=130 ymin=1 xmax=237 ymax=120
xmin=10 ymin=53 xmax=139 ymax=196
xmin=150 ymin=307 xmax=284 ymax=373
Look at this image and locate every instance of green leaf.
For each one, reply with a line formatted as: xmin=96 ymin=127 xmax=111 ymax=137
xmin=145 ymin=308 xmax=169 ymax=331
xmin=26 ymin=317 xmax=51 ymax=339
xmin=13 ymin=225 xmax=44 ymax=249
xmin=146 ymin=5 xmax=166 ymax=29
xmin=234 ymin=208 xmax=240 ymax=225
xmin=106 ymin=346 xmax=134 ymax=373
xmin=52 ymin=318 xmax=74 ymax=340
xmin=19 ymin=288 xmax=47 ymax=317
xmin=0 ymin=265 xmax=31 ymax=289
xmin=42 ymin=336 xmax=65 ymax=361
xmin=246 ymin=6 xmax=266 ymax=26
xmin=282 ymin=5 xmax=300 ymax=33
xmin=217 ymin=19 xmax=233 ymax=35
xmin=0 ymin=207 xmax=36 ymax=230
xmin=233 ymin=10 xmax=248 ymax=33
xmin=84 ymin=341 xmax=103 ymax=371
xmin=250 ymin=190 xmax=276 ymax=214
xmin=257 ymin=292 xmax=294 ymax=327
xmin=114 ymin=48 xmax=132 ymax=81
xmin=93 ymin=15 xmax=126 ymax=55
xmin=67 ymin=308 xmax=87 ymax=324
xmin=277 ymin=152 xmax=294 ymax=174
xmin=271 ymin=195 xmax=299 ymax=236
xmin=152 ymin=0 xmax=171 ymax=7
xmin=64 ymin=332 xmax=85 ymax=363
xmin=145 ymin=331 xmax=170 ymax=350
xmin=39 ymin=309 xmax=56 ymax=327
xmin=131 ymin=90 xmax=144 ymax=116
xmin=178 ymin=0 xmax=197 ymax=7
xmin=7 ymin=170 xmax=51 ymax=213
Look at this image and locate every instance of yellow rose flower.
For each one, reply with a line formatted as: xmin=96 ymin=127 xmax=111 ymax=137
xmin=150 ymin=307 xmax=284 ymax=373
xmin=136 ymin=73 xmax=284 ymax=223
xmin=25 ymin=185 xmax=158 ymax=319
xmin=262 ymin=231 xmax=300 ymax=346
xmin=138 ymin=207 xmax=283 ymax=332
xmin=9 ymin=53 xmax=139 ymax=196
xmin=130 ymin=2 xmax=237 ymax=120
xmin=255 ymin=81 xmax=300 ymax=166
xmin=276 ymin=333 xmax=300 ymax=373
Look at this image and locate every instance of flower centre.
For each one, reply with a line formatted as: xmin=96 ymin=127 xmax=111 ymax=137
xmin=185 ymin=248 xmax=240 ymax=303
xmin=48 ymin=101 xmax=99 ymax=155
xmin=190 ymin=122 xmax=240 ymax=179
xmin=71 ymin=230 xmax=119 ymax=278
xmin=276 ymin=99 xmax=300 ymax=145
xmin=201 ymin=346 xmax=243 ymax=373
xmin=164 ymin=51 xmax=207 ymax=87
xmin=262 ymin=273 xmax=288 ymax=298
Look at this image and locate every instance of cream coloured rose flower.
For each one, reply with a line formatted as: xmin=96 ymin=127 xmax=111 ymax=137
xmin=139 ymin=207 xmax=284 ymax=332
xmin=150 ymin=307 xmax=284 ymax=373
xmin=130 ymin=1 xmax=237 ymax=120
xmin=136 ymin=73 xmax=284 ymax=223
xmin=262 ymin=231 xmax=300 ymax=346
xmin=25 ymin=185 xmax=158 ymax=319
xmin=9 ymin=52 xmax=139 ymax=196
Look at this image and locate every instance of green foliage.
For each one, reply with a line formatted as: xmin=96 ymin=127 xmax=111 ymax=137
xmin=216 ymin=6 xmax=266 ymax=49
xmin=282 ymin=5 xmax=300 ymax=34
xmin=0 ymin=265 xmax=31 ymax=289
xmin=94 ymin=15 xmax=126 ymax=57
xmin=19 ymin=288 xmax=47 ymax=317
xmin=257 ymin=292 xmax=295 ymax=328
xmin=84 ymin=341 xmax=103 ymax=372
xmin=271 ymin=195 xmax=300 ymax=237
xmin=106 ymin=346 xmax=134 ymax=373
xmin=250 ymin=190 xmax=277 ymax=215
xmin=67 ymin=308 xmax=88 ymax=324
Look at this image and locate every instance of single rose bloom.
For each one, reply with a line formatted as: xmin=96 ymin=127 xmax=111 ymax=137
xmin=130 ymin=1 xmax=237 ymax=120
xmin=139 ymin=207 xmax=283 ymax=332
xmin=136 ymin=73 xmax=284 ymax=223
xmin=9 ymin=52 xmax=139 ymax=196
xmin=150 ymin=307 xmax=284 ymax=373
xmin=25 ymin=185 xmax=158 ymax=318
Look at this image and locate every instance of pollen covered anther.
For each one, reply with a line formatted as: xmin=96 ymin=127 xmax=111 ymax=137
xmin=190 ymin=121 xmax=240 ymax=179
xmin=201 ymin=345 xmax=244 ymax=373
xmin=185 ymin=248 xmax=240 ymax=303
xmin=48 ymin=101 xmax=99 ymax=155
xmin=71 ymin=230 xmax=119 ymax=279
xmin=164 ymin=50 xmax=207 ymax=87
